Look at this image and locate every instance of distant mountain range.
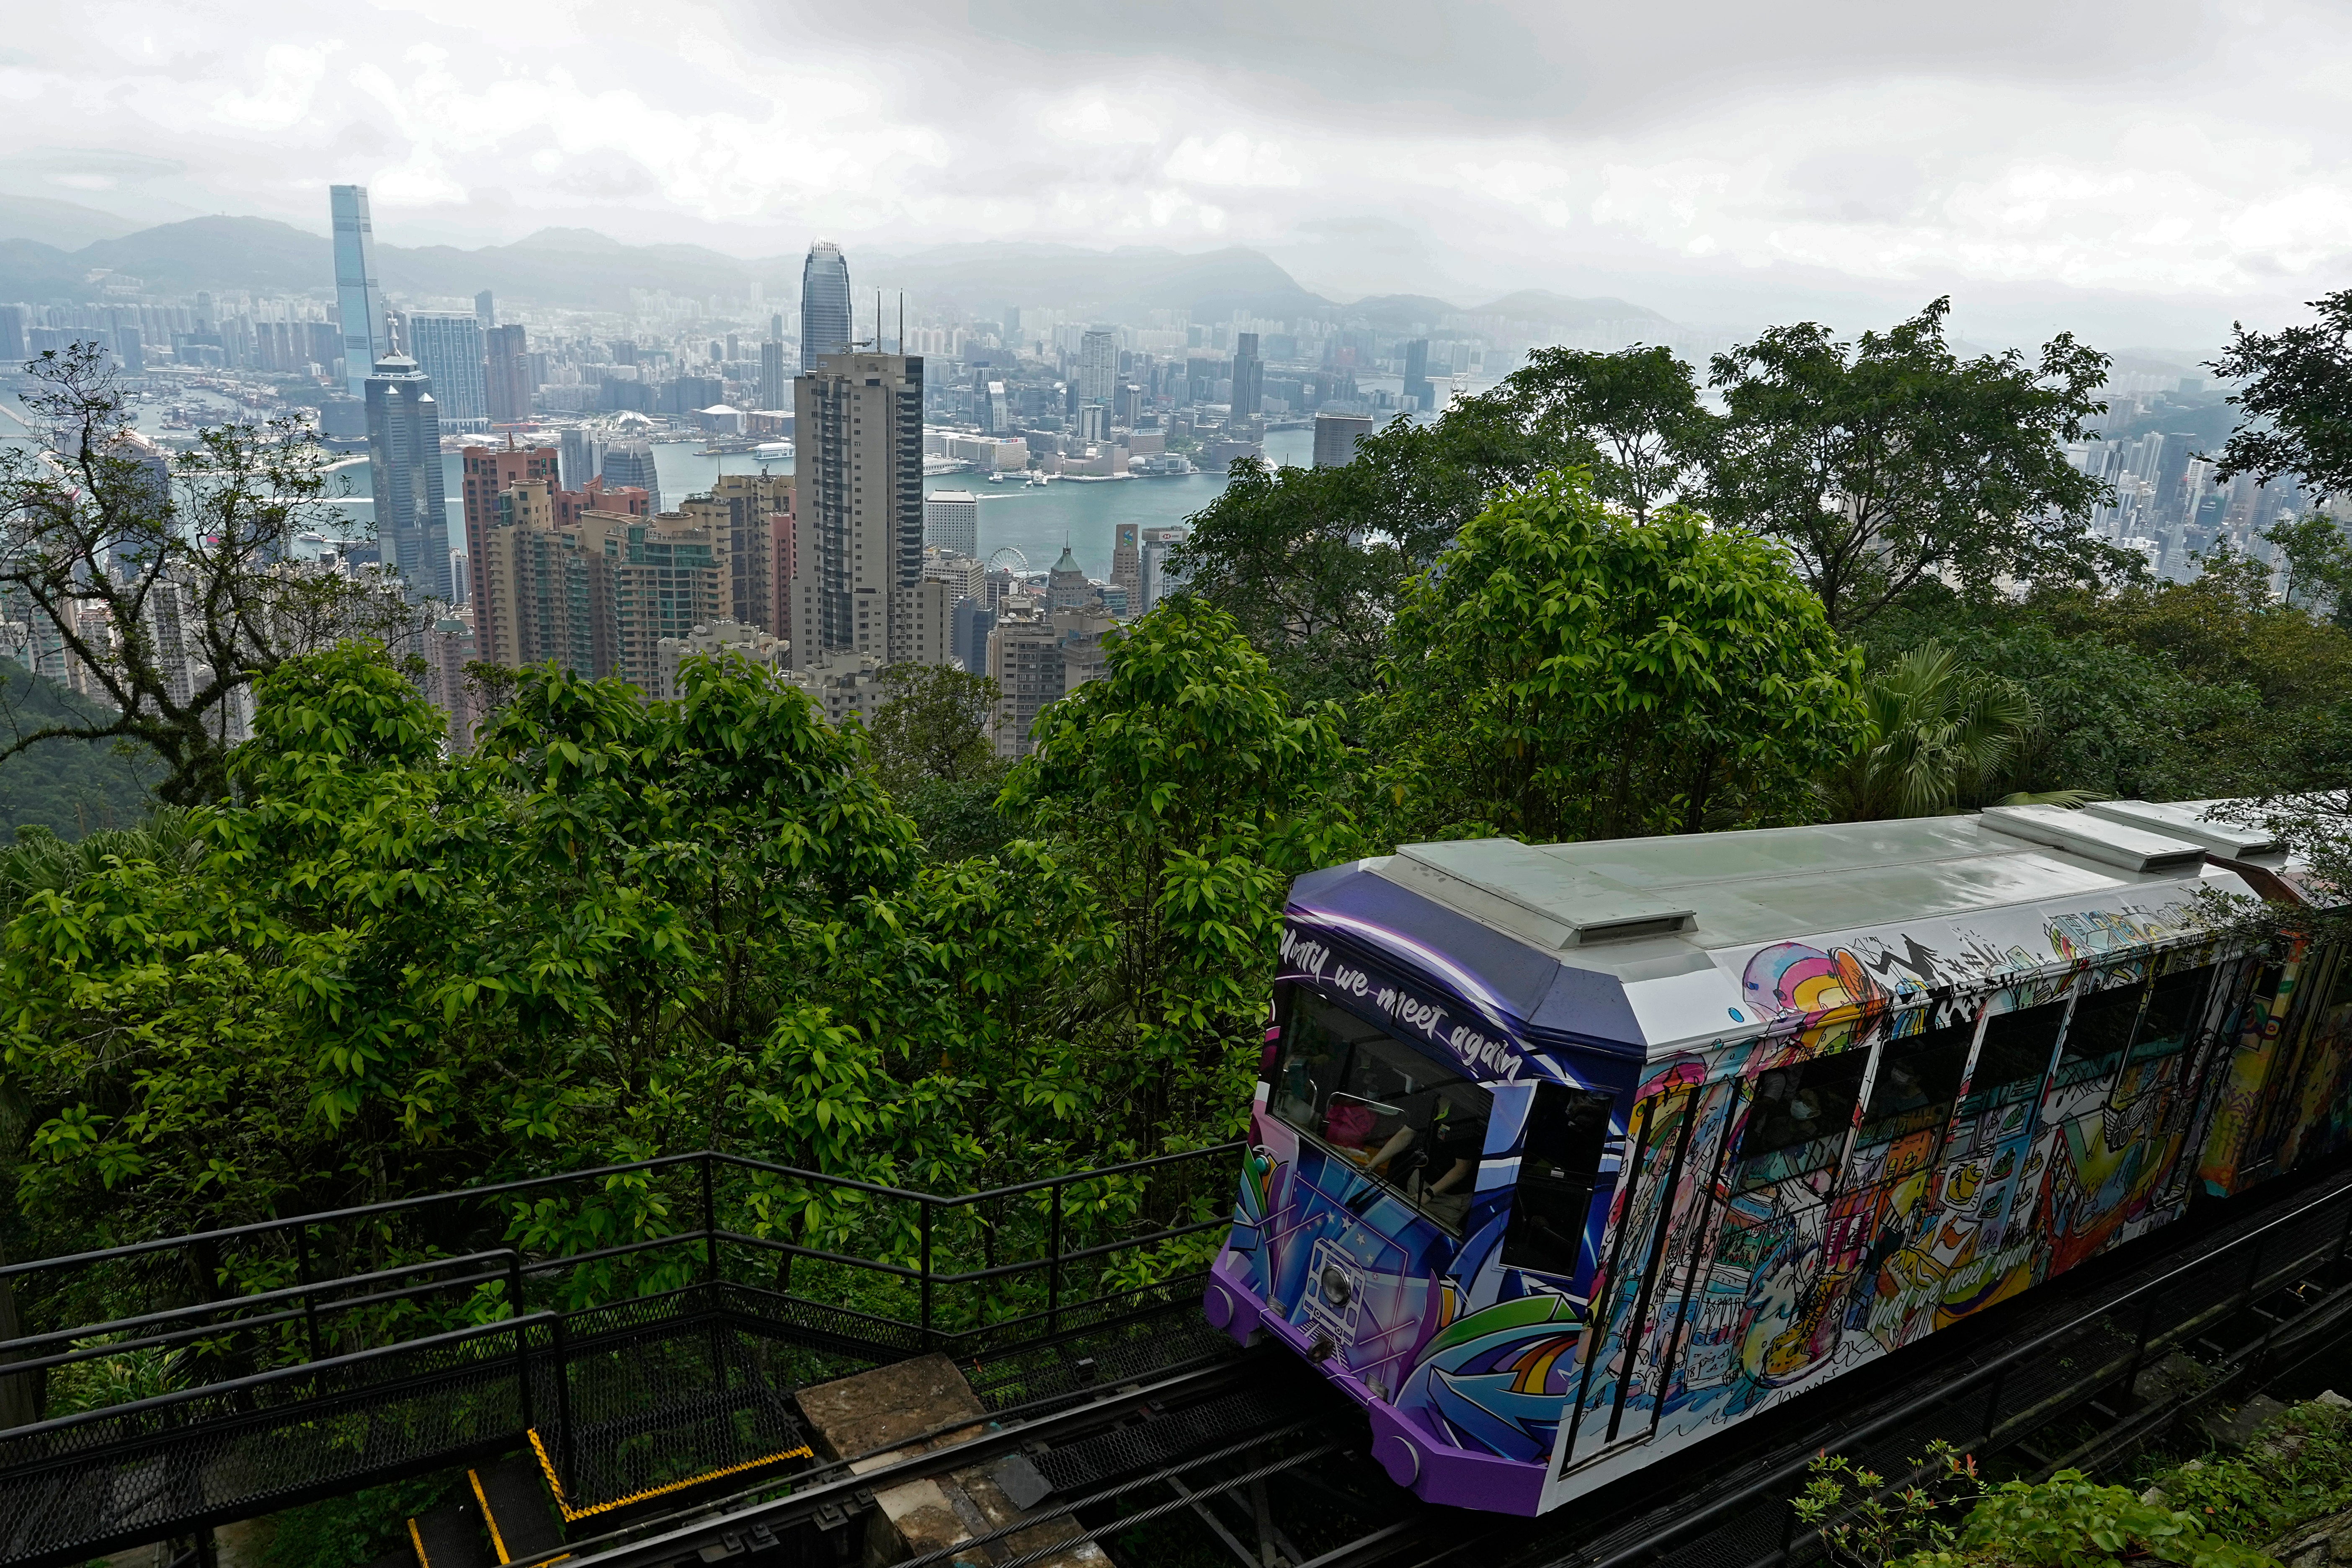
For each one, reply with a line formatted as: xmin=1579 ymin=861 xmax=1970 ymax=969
xmin=0 ymin=201 xmax=1681 ymax=333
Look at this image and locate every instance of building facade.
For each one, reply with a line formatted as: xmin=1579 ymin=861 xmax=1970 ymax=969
xmin=791 ymin=351 xmax=926 ymax=666
xmin=404 ymin=313 xmax=488 ymax=431
xmin=1231 ymin=332 xmax=1263 ymax=417
xmin=365 ymin=353 xmax=452 ymax=599
xmin=330 ymin=185 xmax=389 ymax=398
xmin=600 ymin=441 xmax=662 ymax=514
xmin=1313 ymin=413 xmax=1375 ymax=468
xmin=1111 ymin=522 xmax=1141 ymax=608
xmin=924 ymin=490 xmax=979 ymax=557
xmin=800 ymin=242 xmax=853 ymax=373
xmin=485 ymin=324 xmax=531 ymax=424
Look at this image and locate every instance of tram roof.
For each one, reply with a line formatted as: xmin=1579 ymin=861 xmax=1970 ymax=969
xmin=1295 ymin=802 xmax=2291 ymax=1070
xmin=1375 ymin=805 xmax=2253 ymax=956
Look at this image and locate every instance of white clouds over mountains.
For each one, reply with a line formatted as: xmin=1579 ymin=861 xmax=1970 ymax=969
xmin=5 ymin=0 xmax=2352 ymax=347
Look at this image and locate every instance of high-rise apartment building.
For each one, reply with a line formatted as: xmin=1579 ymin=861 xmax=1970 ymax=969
xmin=1111 ymin=522 xmax=1141 ymax=609
xmin=1139 ymin=525 xmax=1189 ymax=614
xmin=791 ymin=351 xmax=926 ymax=665
xmin=475 ymin=291 xmax=495 ymax=329
xmin=676 ymin=471 xmax=789 ymax=635
xmin=1313 ymin=412 xmax=1375 ymax=468
xmin=1231 ymin=332 xmax=1263 ymax=417
xmin=924 ymin=490 xmax=979 ymax=557
xmin=485 ymin=324 xmax=531 ymax=424
xmin=472 ymin=484 xmax=709 ymax=692
xmin=600 ymin=441 xmax=662 ymax=514
xmin=364 ymin=352 xmax=451 ymax=599
xmin=581 ymin=510 xmax=723 ymax=692
xmin=461 ymin=441 xmax=563 ymax=652
xmin=800 ymin=242 xmax=852 ymax=373
xmin=760 ymin=339 xmax=788 ymax=411
xmin=1402 ymin=338 xmax=1432 ymax=412
xmin=404 ymin=314 xmax=489 ymax=431
xmin=330 ymin=186 xmax=389 ymax=397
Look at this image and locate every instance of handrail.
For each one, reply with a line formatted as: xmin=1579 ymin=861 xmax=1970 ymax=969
xmin=0 ymin=1142 xmax=1246 ymax=1282
xmin=0 ymin=1311 xmax=555 ymax=1445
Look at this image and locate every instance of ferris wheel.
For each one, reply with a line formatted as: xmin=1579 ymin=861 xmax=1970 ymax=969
xmin=987 ymin=547 xmax=1029 ymax=574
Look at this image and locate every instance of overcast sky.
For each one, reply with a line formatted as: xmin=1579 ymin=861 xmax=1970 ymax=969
xmin=6 ymin=0 xmax=2352 ymax=352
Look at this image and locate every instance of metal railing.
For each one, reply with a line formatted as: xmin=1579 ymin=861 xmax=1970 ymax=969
xmin=0 ymin=1142 xmax=1247 ymax=1565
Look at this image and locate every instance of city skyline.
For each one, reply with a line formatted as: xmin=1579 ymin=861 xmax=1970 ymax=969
xmin=10 ymin=3 xmax=2352 ymax=353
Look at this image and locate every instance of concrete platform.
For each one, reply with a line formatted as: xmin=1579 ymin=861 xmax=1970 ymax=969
xmin=797 ymin=1355 xmax=1112 ymax=1568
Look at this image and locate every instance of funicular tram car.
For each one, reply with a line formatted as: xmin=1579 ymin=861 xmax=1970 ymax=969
xmin=1205 ymin=802 xmax=2352 ymax=1515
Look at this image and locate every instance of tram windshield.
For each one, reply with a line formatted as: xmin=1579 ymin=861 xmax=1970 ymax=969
xmin=1269 ymin=986 xmax=1493 ymax=1235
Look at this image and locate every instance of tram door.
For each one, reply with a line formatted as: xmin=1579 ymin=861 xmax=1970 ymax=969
xmin=1556 ymin=1079 xmax=1735 ymax=1472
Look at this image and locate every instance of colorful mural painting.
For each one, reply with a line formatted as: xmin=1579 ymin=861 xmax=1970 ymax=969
xmin=1207 ymin=818 xmax=2352 ymax=1517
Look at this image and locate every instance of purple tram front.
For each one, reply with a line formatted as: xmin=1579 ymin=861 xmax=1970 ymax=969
xmin=1205 ymin=806 xmax=2352 ymax=1515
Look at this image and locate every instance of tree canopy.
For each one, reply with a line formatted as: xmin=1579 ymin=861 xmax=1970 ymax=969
xmin=1376 ymin=469 xmax=1864 ymax=842
xmin=1704 ymin=298 xmax=2114 ymax=630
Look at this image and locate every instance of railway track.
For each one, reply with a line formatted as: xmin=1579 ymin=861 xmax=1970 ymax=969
xmin=518 ymin=1160 xmax=2352 ymax=1568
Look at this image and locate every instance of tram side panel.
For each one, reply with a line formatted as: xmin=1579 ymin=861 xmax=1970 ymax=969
xmin=1545 ymin=948 xmax=2267 ymax=1506
xmin=2199 ymin=939 xmax=2352 ymax=1193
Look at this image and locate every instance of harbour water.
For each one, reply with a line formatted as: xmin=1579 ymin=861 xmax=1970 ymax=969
xmin=315 ymin=427 xmax=1314 ymax=582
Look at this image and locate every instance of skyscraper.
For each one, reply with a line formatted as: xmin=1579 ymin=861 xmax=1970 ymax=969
xmin=403 ymin=314 xmax=489 ymax=431
xmin=1111 ymin=522 xmax=1140 ymax=608
xmin=485 ymin=323 xmax=531 ymax=424
xmin=760 ymin=338 xmax=788 ymax=410
xmin=1231 ymin=332 xmax=1263 ymax=417
xmin=600 ymin=440 xmax=662 ymax=514
xmin=365 ymin=352 xmax=452 ymax=600
xmin=1078 ymin=327 xmax=1117 ymax=425
xmin=475 ymin=291 xmax=495 ymax=329
xmin=1403 ymin=338 xmax=1432 ymax=412
xmin=791 ymin=351 xmax=925 ymax=663
xmin=799 ymin=242 xmax=852 ymax=373
xmin=1313 ymin=413 xmax=1375 ymax=467
xmin=330 ymin=186 xmax=389 ymax=398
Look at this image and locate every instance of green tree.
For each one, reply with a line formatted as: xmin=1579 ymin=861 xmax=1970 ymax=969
xmin=0 ymin=345 xmax=424 ymax=806
xmin=1379 ymin=469 xmax=1865 ymax=842
xmin=2261 ymin=514 xmax=2352 ymax=622
xmin=1463 ymin=343 xmax=1712 ymax=520
xmin=1001 ymin=599 xmax=1354 ymax=1147
xmin=867 ymin=661 xmax=1014 ymax=860
xmin=2210 ymin=289 xmax=2352 ymax=497
xmin=1705 ymin=298 xmax=2113 ymax=631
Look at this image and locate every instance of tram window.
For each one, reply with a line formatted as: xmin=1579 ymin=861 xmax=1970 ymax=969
xmin=2055 ymin=984 xmax=2143 ymax=1087
xmin=1737 ymin=1050 xmax=1868 ymax=1189
xmin=1501 ymin=1084 xmax=1615 ymax=1279
xmin=1961 ymin=999 xmax=2067 ymax=1114
xmin=2130 ymin=967 xmax=2213 ymax=1060
xmin=1267 ymin=987 xmax=1494 ymax=1235
xmin=1857 ymin=1024 xmax=1973 ymax=1146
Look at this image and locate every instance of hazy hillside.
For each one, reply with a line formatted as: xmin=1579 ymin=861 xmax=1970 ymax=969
xmin=1462 ymin=290 xmax=1676 ymax=328
xmin=0 ymin=663 xmax=161 ymax=841
xmin=0 ymin=209 xmax=1688 ymax=336
xmin=864 ymin=242 xmax=1331 ymax=322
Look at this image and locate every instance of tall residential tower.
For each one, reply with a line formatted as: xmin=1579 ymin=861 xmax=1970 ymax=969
xmin=791 ymin=351 xmax=924 ymax=663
